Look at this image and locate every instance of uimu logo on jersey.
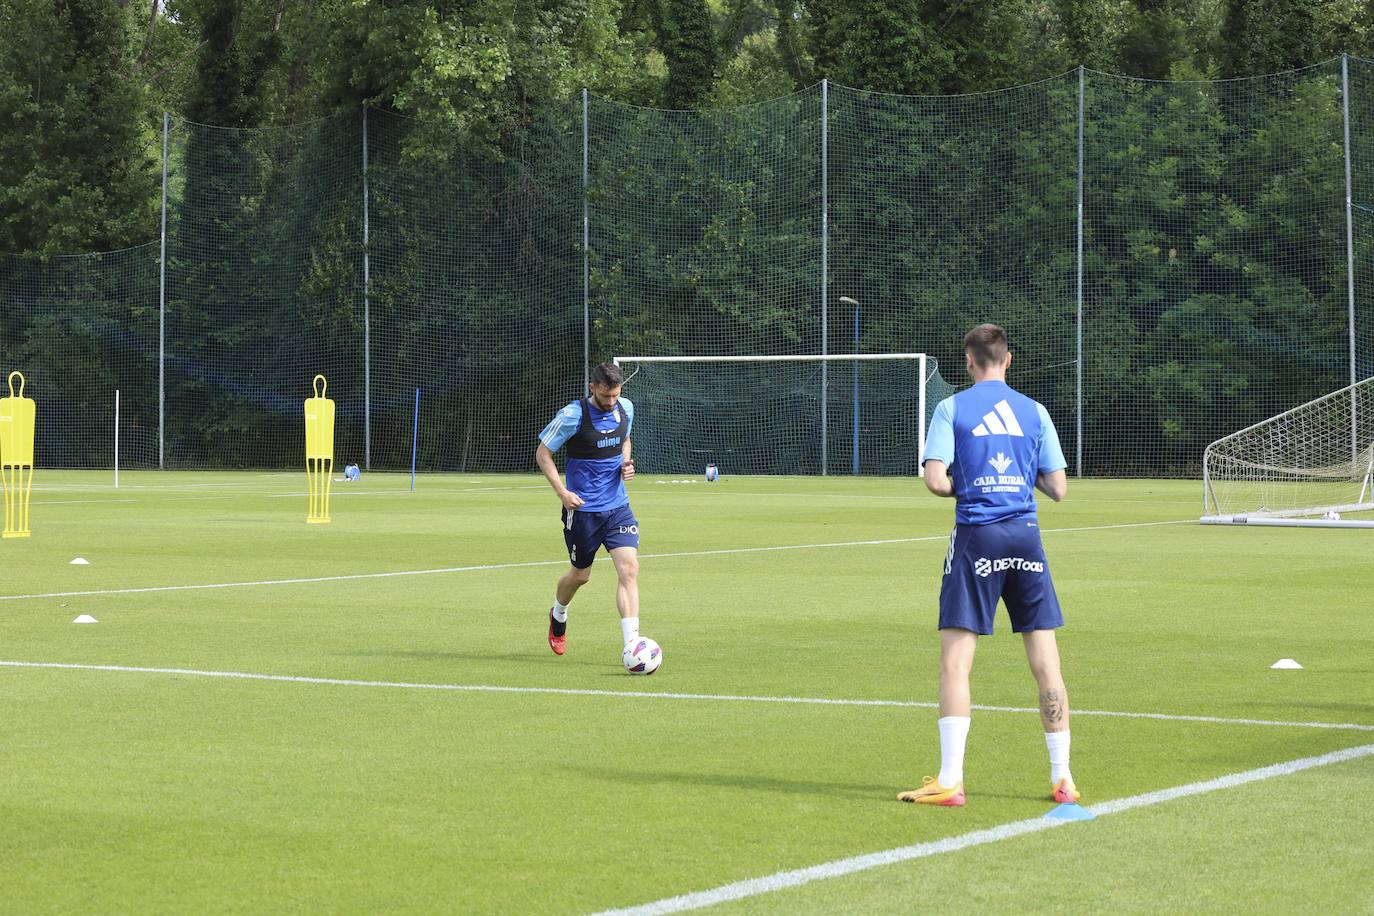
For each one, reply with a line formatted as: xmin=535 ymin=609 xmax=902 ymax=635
xmin=971 ymin=400 xmax=1024 ymax=437
xmin=974 ymin=556 xmax=1045 ymax=577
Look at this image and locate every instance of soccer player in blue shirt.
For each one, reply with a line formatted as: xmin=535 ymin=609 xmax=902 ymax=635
xmin=898 ymin=324 xmax=1080 ymax=807
xmin=535 ymin=362 xmax=641 ymax=661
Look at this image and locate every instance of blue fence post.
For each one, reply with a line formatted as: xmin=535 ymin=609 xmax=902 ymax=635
xmin=410 ymin=388 xmax=420 ymax=491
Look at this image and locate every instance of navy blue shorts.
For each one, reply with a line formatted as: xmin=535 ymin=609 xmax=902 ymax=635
xmin=938 ymin=517 xmax=1063 ymax=635
xmin=562 ymin=504 xmax=639 ymax=569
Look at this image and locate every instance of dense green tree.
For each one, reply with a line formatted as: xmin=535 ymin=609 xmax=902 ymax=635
xmin=0 ymin=0 xmax=156 ymax=256
xmin=1219 ymin=0 xmax=1338 ymax=77
xmin=1056 ymin=0 xmax=1115 ymax=70
xmin=926 ymin=0 xmax=1050 ymax=92
xmin=1115 ymin=0 xmax=1194 ymax=78
xmin=806 ymin=0 xmax=951 ymax=93
xmin=6 ymin=0 xmax=1374 ymax=473
xmin=661 ymin=0 xmax=716 ymax=107
xmin=182 ymin=0 xmax=276 ymax=126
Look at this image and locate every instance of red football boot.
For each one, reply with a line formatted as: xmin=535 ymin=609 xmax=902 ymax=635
xmin=548 ymin=608 xmax=566 ymax=656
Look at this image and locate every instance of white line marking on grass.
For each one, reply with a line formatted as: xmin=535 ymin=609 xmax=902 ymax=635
xmin=30 ymin=496 xmax=236 ymax=506
xmin=0 ymin=519 xmax=1191 ymax=603
xmin=713 ymin=490 xmax=1201 ymax=507
xmin=264 ymin=485 xmax=547 ymax=498
xmin=592 ymin=742 xmax=1374 ymax=916
xmin=2 ymin=661 xmax=1370 ymax=733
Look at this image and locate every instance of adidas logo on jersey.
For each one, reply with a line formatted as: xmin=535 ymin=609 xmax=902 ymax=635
xmin=972 ymin=400 xmax=1024 ymax=437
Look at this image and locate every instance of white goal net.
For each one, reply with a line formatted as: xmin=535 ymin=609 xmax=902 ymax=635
xmin=1202 ymin=377 xmax=1374 ymax=527
xmin=612 ymin=354 xmax=955 ymax=476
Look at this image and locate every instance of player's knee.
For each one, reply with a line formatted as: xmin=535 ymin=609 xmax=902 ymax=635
xmin=1027 ymin=654 xmax=1061 ymax=685
xmin=618 ymin=558 xmax=639 ymax=583
xmin=569 ymin=566 xmax=592 ymax=585
xmin=939 ymin=653 xmax=972 ymax=679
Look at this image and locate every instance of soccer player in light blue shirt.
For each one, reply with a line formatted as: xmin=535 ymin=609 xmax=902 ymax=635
xmin=535 ymin=362 xmax=641 ymax=663
xmin=898 ymin=324 xmax=1080 ymax=808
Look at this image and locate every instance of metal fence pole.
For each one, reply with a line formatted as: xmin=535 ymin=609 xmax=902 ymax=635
xmin=159 ymin=111 xmax=168 ymax=470
xmin=1076 ymin=67 xmax=1085 ymax=479
xmin=1342 ymin=55 xmax=1358 ymax=459
xmin=362 ymin=106 xmax=372 ymax=471
xmin=583 ymin=88 xmax=591 ymax=391
xmin=820 ymin=79 xmax=829 ymax=476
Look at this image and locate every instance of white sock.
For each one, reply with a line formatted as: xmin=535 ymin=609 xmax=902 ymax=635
xmin=937 ymin=716 xmax=971 ymax=787
xmin=1045 ymin=730 xmax=1071 ymax=784
xmin=620 ymin=616 xmax=639 ymax=644
xmin=551 ymin=600 xmax=569 ymax=623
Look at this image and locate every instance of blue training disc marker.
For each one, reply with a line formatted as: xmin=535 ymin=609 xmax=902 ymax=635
xmin=1046 ymin=803 xmax=1095 ymax=821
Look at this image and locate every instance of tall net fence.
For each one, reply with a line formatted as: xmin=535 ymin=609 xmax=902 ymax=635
xmin=368 ymin=103 xmax=582 ymax=473
xmin=165 ymin=112 xmax=364 ymax=469
xmin=1348 ymin=57 xmax=1374 ymax=392
xmin=4 ymin=60 xmax=1374 ymax=476
xmin=0 ymin=243 xmax=159 ymax=468
xmin=587 ymin=90 xmax=824 ymax=361
xmin=1085 ymin=63 xmax=1350 ymax=475
xmin=829 ymin=76 xmax=1079 ymax=471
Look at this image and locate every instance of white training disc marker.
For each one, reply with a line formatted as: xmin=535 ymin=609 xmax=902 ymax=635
xmin=1270 ymin=658 xmax=1303 ymax=670
xmin=73 ymin=614 xmax=98 ymax=624
xmin=69 ymin=557 xmax=90 ymax=566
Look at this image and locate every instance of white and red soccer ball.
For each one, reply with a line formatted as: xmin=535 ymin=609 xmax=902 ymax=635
xmin=622 ymin=636 xmax=663 ymax=675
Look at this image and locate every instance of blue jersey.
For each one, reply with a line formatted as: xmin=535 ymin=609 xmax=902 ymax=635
xmin=921 ymin=381 xmax=1065 ymax=526
xmin=538 ymin=397 xmax=635 ymax=512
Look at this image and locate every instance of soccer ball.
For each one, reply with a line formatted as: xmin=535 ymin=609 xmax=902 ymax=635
xmin=1323 ymin=510 xmax=1341 ymax=521
xmin=622 ymin=636 xmax=663 ymax=675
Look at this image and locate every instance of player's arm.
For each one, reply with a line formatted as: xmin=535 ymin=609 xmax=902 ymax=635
xmin=1035 ymin=469 xmax=1067 ymax=502
xmin=1034 ymin=402 xmax=1068 ymax=502
xmin=535 ymin=442 xmax=584 ymax=509
xmin=620 ymin=397 xmax=635 ymax=480
xmin=921 ymin=396 xmax=956 ymax=498
xmin=923 ymin=460 xmax=955 ymax=498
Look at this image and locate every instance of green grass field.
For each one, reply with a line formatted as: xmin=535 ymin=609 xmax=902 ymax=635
xmin=2 ymin=472 xmax=1372 ymax=913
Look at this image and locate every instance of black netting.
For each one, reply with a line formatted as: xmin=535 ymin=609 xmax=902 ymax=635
xmin=830 ymin=77 xmax=1079 ymax=472
xmin=0 ymin=244 xmax=159 ymax=468
xmin=1084 ymin=64 xmax=1349 ymax=476
xmin=8 ymin=62 xmax=1374 ymax=478
xmin=164 ymin=112 xmax=363 ymax=469
xmin=367 ymin=103 xmax=581 ymax=473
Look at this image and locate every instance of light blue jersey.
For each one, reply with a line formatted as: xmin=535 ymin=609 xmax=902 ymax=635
xmin=921 ymin=381 xmax=1065 ymax=526
xmin=539 ymin=397 xmax=635 ymax=513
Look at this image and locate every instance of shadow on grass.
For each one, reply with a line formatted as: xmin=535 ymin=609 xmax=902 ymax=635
xmin=573 ymin=765 xmax=897 ymax=801
xmin=350 ymin=648 xmax=608 ymax=668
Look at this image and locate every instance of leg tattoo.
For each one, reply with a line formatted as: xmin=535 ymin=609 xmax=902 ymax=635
xmin=1040 ymin=689 xmax=1065 ymax=727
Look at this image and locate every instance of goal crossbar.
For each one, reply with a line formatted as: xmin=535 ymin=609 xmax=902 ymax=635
xmin=614 ymin=353 xmax=930 ymax=363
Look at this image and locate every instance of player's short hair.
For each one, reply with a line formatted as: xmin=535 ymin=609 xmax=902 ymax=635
xmin=964 ymin=324 xmax=1009 ymax=369
xmin=590 ymin=362 xmax=624 ymax=388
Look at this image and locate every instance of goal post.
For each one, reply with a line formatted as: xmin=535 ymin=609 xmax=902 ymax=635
xmin=1201 ymin=376 xmax=1374 ymax=528
xmin=612 ymin=353 xmax=954 ymax=476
